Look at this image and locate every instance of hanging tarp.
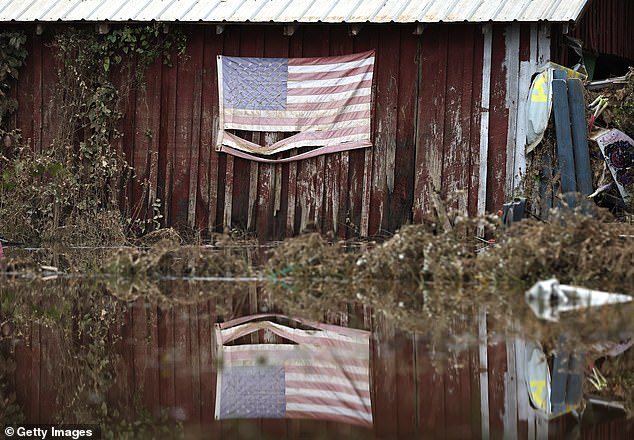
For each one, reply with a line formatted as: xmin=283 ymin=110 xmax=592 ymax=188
xmin=526 ymin=62 xmax=588 ymax=153
xmin=526 ymin=68 xmax=554 ymax=153
xmin=216 ymin=51 xmax=375 ymax=163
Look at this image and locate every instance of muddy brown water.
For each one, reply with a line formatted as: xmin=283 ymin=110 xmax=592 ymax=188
xmin=0 ymin=246 xmax=632 ymax=439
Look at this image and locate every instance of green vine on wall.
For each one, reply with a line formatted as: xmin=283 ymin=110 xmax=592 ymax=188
xmin=0 ymin=31 xmax=28 ymax=127
xmin=0 ymin=24 xmax=186 ymax=244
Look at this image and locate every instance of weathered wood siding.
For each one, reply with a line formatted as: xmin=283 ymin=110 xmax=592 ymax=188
xmin=11 ymin=22 xmax=551 ymax=239
xmin=572 ymin=0 xmax=634 ymax=61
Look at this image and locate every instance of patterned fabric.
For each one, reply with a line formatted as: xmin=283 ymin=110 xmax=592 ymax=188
xmin=218 ymin=366 xmax=286 ymax=418
xmin=216 ymin=51 xmax=375 ymax=163
xmin=222 ymin=57 xmax=288 ymax=111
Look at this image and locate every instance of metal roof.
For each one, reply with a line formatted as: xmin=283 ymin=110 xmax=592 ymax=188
xmin=0 ymin=0 xmax=591 ymax=23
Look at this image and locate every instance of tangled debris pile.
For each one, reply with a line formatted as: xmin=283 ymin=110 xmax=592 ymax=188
xmin=262 ymin=209 xmax=633 ymax=335
xmin=593 ymin=68 xmax=634 ymax=139
xmin=589 ymin=345 xmax=634 ymax=418
xmin=104 ymin=238 xmax=254 ymax=280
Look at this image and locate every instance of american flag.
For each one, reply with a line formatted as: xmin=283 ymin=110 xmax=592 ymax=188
xmin=214 ymin=315 xmax=373 ymax=427
xmin=216 ymin=51 xmax=375 ymax=162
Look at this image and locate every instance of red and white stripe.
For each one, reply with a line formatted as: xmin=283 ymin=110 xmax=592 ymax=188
xmin=219 ymin=51 xmax=374 ymax=156
xmin=284 ymin=354 xmax=372 ymax=427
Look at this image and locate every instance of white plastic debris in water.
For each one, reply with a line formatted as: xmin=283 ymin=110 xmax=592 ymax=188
xmin=525 ymin=278 xmax=633 ymax=322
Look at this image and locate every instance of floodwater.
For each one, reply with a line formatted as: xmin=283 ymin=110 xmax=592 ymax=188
xmin=1 ymin=245 xmax=633 ymax=440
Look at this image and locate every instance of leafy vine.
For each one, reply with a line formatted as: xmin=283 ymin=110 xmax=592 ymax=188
xmin=0 ymin=24 xmax=186 ymax=244
xmin=0 ymin=31 xmax=28 ymax=127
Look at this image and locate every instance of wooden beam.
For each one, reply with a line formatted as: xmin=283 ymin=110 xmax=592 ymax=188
xmin=478 ymin=307 xmax=490 ymax=440
xmin=478 ymin=24 xmax=493 ymax=217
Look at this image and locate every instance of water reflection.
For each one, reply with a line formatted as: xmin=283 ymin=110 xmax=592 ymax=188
xmin=1 ymin=275 xmax=633 ymax=439
xmin=215 ymin=315 xmax=372 ymax=426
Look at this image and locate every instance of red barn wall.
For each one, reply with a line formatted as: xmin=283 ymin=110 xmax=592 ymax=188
xmin=572 ymin=0 xmax=634 ymax=61
xmin=11 ymin=22 xmax=552 ymax=240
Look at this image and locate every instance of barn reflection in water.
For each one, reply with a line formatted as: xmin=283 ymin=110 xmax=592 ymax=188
xmin=7 ymin=280 xmax=633 ymax=439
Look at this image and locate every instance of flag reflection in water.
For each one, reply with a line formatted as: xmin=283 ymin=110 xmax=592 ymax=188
xmin=214 ymin=314 xmax=372 ymax=427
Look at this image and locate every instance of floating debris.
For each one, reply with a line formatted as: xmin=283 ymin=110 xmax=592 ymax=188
xmin=525 ymin=278 xmax=633 ymax=322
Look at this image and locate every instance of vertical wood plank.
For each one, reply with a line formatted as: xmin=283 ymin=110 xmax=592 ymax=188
xmin=477 ymin=24 xmax=493 ymax=217
xmin=286 ymin=159 xmax=298 ymax=236
xmin=504 ymin=23 xmax=521 ymax=199
xmin=314 ymin=155 xmax=325 ymax=230
xmin=30 ymin=322 xmax=41 ymax=422
xmin=171 ymin=32 xmax=197 ymax=228
xmin=360 ymin=148 xmax=374 ymax=237
xmin=256 ymin=137 xmax=277 ymax=238
xmin=442 ymin=24 xmax=473 ymax=214
xmin=221 ymin=27 xmax=241 ymax=231
xmin=174 ymin=305 xmax=194 ymax=422
xmin=487 ymin=333 xmax=507 ymax=439
xmin=417 ymin=336 xmax=446 ymax=438
xmin=355 ymin=26 xmax=379 ymax=237
xmin=14 ymin=340 xmax=31 ymax=421
xmin=15 ymin=34 xmax=34 ymax=145
xmin=40 ymin=42 xmax=56 ymax=152
xmin=370 ymin=26 xmax=400 ymax=236
xmin=413 ymin=26 xmax=448 ymax=220
xmin=336 ymin=151 xmax=350 ymax=239
xmin=396 ymin=330 xmax=417 ymax=439
xmin=469 ymin=313 xmax=483 ymax=439
xmin=188 ymin=305 xmax=202 ymax=435
xmin=159 ymin=49 xmax=178 ymax=226
xmin=199 ymin=300 xmax=221 ymax=436
xmin=487 ymin=24 xmax=511 ymax=214
xmin=38 ymin=324 xmax=57 ymax=422
xmin=143 ymin=59 xmax=163 ymax=226
xmin=468 ymin=26 xmax=485 ymax=217
xmin=390 ymin=30 xmax=418 ymax=230
xmin=503 ymin=336 xmax=518 ymax=439
xmin=111 ymin=58 xmax=137 ymax=217
xmin=515 ymin=338 xmax=530 ymax=439
xmin=479 ymin=307 xmax=490 ymax=440
xmin=188 ymin=37 xmax=205 ymax=230
xmin=373 ymin=313 xmax=398 ymax=439
xmin=444 ymin=318 xmax=474 ymax=439
xmin=31 ymin=35 xmax=43 ymax=153
xmin=537 ymin=25 xmax=551 ymax=66
xmin=323 ymin=145 xmax=340 ymax=235
xmin=131 ymin=59 xmax=150 ymax=221
xmin=203 ymin=27 xmax=223 ymax=234
xmin=158 ymin=306 xmax=175 ymax=418
xmin=132 ymin=302 xmax=147 ymax=407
